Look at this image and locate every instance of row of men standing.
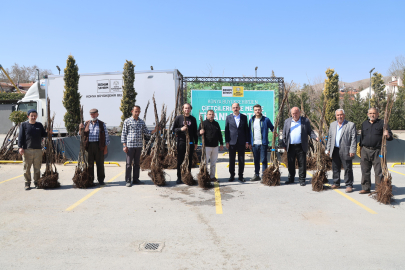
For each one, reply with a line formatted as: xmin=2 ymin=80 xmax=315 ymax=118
xmin=18 ymin=104 xmax=393 ymax=194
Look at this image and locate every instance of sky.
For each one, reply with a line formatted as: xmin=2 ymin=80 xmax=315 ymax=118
xmin=2 ymin=0 xmax=404 ymax=86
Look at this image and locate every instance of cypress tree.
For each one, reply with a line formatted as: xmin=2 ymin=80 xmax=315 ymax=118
xmin=120 ymin=60 xmax=136 ymax=127
xmin=324 ymin=68 xmax=339 ymax=126
xmin=63 ymin=55 xmax=81 ymax=135
xmin=371 ymin=72 xmax=387 ymax=115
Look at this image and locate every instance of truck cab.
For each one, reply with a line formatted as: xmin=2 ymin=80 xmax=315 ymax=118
xmin=16 ymin=80 xmax=47 ymax=125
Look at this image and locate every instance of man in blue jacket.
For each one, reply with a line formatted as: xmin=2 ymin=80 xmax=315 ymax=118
xmin=248 ymin=104 xmax=275 ymax=181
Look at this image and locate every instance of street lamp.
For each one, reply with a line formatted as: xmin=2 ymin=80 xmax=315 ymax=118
xmin=369 ymin=67 xmax=375 ymax=109
xmin=56 ymin=66 xmax=61 ymax=75
xmin=255 ymin=66 xmax=258 ymax=78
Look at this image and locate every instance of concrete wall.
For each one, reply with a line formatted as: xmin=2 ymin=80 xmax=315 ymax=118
xmin=0 ymin=104 xmax=14 ymax=134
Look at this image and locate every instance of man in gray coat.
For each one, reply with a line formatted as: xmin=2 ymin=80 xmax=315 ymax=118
xmin=281 ymin=107 xmax=318 ymax=186
xmin=326 ymin=109 xmax=357 ymax=193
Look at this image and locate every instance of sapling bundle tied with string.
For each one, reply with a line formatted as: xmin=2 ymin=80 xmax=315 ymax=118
xmin=158 ymin=104 xmax=168 ymax=166
xmin=163 ymin=86 xmax=182 ymax=169
xmin=147 ymin=94 xmax=166 ymax=186
xmin=0 ymin=124 xmax=21 ymax=160
xmin=72 ymin=106 xmax=94 ymax=188
xmin=197 ymin=112 xmax=212 ymax=189
xmin=0 ymin=111 xmax=28 ymax=160
xmin=311 ymin=98 xmax=328 ymax=192
xmin=262 ymin=85 xmax=289 ymax=186
xmin=180 ymin=116 xmax=197 ymax=186
xmin=375 ymin=92 xmax=395 ymax=204
xmin=37 ymin=98 xmax=60 ymax=189
xmin=163 ymin=110 xmax=177 ymax=169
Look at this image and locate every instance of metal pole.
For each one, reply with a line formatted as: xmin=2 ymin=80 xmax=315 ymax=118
xmin=369 ymin=68 xmax=375 ymax=109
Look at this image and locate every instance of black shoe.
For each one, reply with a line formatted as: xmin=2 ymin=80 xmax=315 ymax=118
xmin=238 ymin=176 xmax=246 ymax=182
xmin=133 ymin=179 xmax=145 ymax=185
xmin=228 ymin=176 xmax=235 ymax=182
xmin=300 ymin=181 xmax=306 ymax=186
xmin=176 ymin=179 xmax=183 ymax=184
xmin=250 ymin=175 xmax=261 ymax=182
xmin=99 ymin=181 xmax=106 ymax=186
xmin=25 ymin=184 xmax=31 ymax=190
xmin=285 ymin=179 xmax=294 ymax=185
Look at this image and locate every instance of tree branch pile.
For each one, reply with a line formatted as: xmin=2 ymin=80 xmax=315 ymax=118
xmin=262 ymin=83 xmax=289 ymax=186
xmin=147 ymin=94 xmax=166 ymax=186
xmin=37 ymin=98 xmax=60 ymax=189
xmin=311 ymin=98 xmax=328 ymax=192
xmin=0 ymin=124 xmax=21 ymax=160
xmin=197 ymin=112 xmax=212 ymax=189
xmin=375 ymin=92 xmax=395 ymax=204
xmin=180 ymin=116 xmax=197 ymax=186
xmin=72 ymin=106 xmax=93 ymax=188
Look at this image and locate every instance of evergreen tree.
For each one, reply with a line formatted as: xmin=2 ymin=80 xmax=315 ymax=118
xmin=300 ymin=91 xmax=311 ymax=116
xmin=63 ymin=55 xmax=81 ymax=135
xmin=324 ymin=68 xmax=340 ymax=126
xmin=342 ymin=91 xmax=352 ymax=118
xmin=120 ymin=60 xmax=136 ymax=127
xmin=347 ymin=93 xmax=368 ymax=130
xmin=371 ymin=72 xmax=386 ymax=114
xmin=389 ymin=69 xmax=405 ymax=129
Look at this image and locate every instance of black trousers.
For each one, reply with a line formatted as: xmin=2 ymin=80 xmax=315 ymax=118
xmin=360 ymin=147 xmax=382 ymax=191
xmin=332 ymin=147 xmax=354 ymax=187
xmin=87 ymin=142 xmax=105 ymax=182
xmin=125 ymin=147 xmax=142 ymax=183
xmin=287 ymin=144 xmax=306 ymax=182
xmin=177 ymin=142 xmax=194 ymax=180
xmin=228 ymin=142 xmax=245 ymax=177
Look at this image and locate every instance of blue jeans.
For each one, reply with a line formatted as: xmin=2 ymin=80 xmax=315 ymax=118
xmin=252 ymin=144 xmax=268 ymax=176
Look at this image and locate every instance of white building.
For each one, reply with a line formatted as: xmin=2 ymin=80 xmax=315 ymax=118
xmin=359 ymin=76 xmax=403 ymax=100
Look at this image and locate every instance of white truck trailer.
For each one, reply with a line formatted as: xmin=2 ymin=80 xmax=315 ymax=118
xmin=16 ymin=69 xmax=182 ymax=133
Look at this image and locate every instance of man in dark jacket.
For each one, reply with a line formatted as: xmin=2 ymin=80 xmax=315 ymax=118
xmin=225 ymin=103 xmax=250 ymax=182
xmin=281 ymin=107 xmax=317 ymax=186
xmin=172 ymin=103 xmax=198 ymax=184
xmin=199 ymin=110 xmax=223 ymax=182
xmin=248 ymin=104 xmax=275 ymax=181
xmin=359 ymin=107 xmax=393 ymax=194
xmin=18 ymin=109 xmax=51 ymax=190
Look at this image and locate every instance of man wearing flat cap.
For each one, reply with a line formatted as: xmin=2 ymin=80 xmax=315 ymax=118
xmin=79 ymin=108 xmax=110 ymax=185
xmin=18 ymin=109 xmax=52 ymax=190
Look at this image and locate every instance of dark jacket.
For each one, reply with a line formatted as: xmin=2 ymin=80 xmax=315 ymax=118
xmin=18 ymin=121 xmax=47 ymax=149
xmin=281 ymin=116 xmax=317 ymax=153
xmin=172 ymin=115 xmax=198 ymax=144
xmin=359 ymin=118 xmax=393 ymax=148
xmin=198 ymin=119 xmax=223 ymax=147
xmin=225 ymin=113 xmax=250 ymax=146
xmin=248 ymin=115 xmax=274 ymax=145
xmin=83 ymin=119 xmax=106 ymax=151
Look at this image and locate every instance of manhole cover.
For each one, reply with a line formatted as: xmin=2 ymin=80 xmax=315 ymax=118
xmin=139 ymin=242 xmax=165 ymax=252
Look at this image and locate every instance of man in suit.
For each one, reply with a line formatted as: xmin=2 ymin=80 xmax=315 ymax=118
xmin=225 ymin=103 xmax=250 ymax=182
xmin=282 ymin=107 xmax=317 ymax=186
xmin=326 ymin=109 xmax=357 ymax=193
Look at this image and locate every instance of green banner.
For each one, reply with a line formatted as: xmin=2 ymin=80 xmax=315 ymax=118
xmin=191 ymin=90 xmax=275 ymax=130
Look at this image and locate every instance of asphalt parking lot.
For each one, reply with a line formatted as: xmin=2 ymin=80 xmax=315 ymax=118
xmin=1 ymin=154 xmax=405 ymax=270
